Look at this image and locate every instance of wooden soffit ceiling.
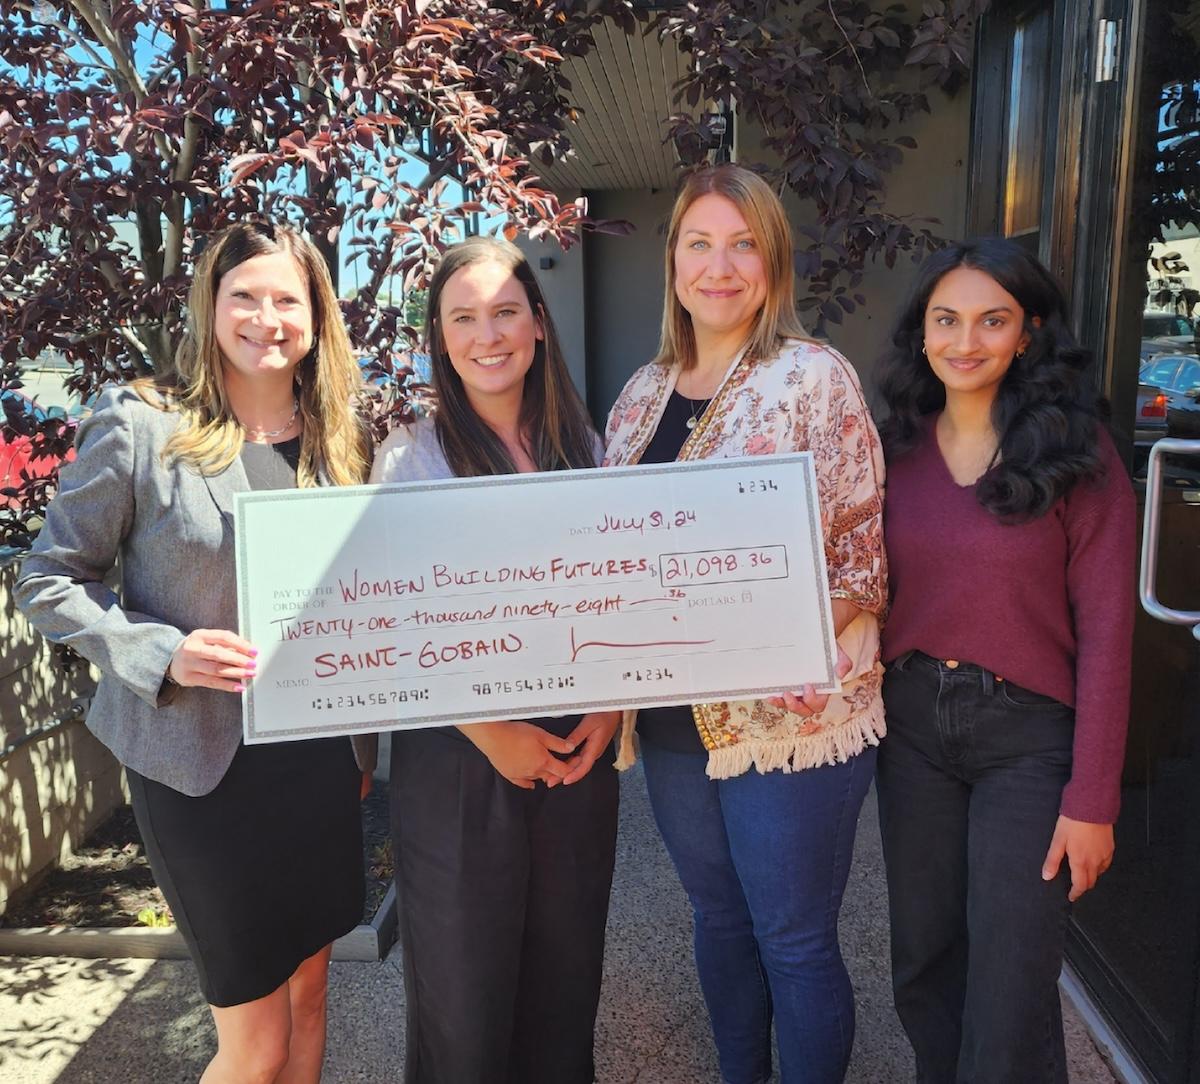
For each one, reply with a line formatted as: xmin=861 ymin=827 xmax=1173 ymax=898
xmin=533 ymin=20 xmax=693 ymax=192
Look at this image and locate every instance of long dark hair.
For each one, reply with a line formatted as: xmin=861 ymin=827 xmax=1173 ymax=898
xmin=424 ymin=235 xmax=597 ymax=477
xmin=876 ymin=238 xmax=1104 ymax=521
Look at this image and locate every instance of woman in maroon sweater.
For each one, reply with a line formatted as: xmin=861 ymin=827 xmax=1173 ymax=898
xmin=874 ymin=238 xmax=1135 ymax=1084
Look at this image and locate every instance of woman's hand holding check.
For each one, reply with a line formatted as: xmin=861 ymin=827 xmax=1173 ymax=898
xmin=766 ymin=645 xmax=854 ymax=716
xmin=168 ymin=629 xmax=258 ymax=693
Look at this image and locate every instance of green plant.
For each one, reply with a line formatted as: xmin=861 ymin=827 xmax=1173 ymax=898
xmin=136 ymin=907 xmax=173 ymax=929
xmin=368 ymin=840 xmax=395 ymax=882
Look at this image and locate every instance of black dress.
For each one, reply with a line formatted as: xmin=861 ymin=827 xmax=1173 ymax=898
xmin=125 ymin=438 xmax=364 ymax=1008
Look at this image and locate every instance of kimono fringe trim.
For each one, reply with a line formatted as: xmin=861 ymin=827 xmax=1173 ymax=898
xmin=614 ymin=708 xmax=639 ymax=771
xmin=704 ymin=704 xmax=885 ymax=779
xmin=612 ymin=700 xmax=886 ymax=777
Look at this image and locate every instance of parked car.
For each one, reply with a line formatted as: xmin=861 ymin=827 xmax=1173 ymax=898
xmin=1141 ymin=310 xmax=1198 ymax=364
xmin=1135 ymin=380 xmax=1169 ymax=446
xmin=1141 ymin=351 xmax=1200 ymax=397
xmin=0 ymin=390 xmax=75 ymax=508
xmin=1139 ymin=353 xmax=1200 ymax=439
xmin=66 ymin=388 xmax=100 ymax=421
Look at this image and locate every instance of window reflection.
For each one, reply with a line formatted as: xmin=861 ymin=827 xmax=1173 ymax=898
xmin=1070 ymin=5 xmax=1200 ymax=1073
xmin=1135 ymin=74 xmax=1200 ymax=480
xmin=1002 ymin=7 xmax=1051 ymax=241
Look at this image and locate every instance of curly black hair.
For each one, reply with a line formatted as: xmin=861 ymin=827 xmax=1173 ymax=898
xmin=875 ymin=238 xmax=1105 ymax=522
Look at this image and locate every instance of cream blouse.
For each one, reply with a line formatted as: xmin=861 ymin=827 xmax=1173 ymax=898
xmin=603 ymin=338 xmax=888 ymax=778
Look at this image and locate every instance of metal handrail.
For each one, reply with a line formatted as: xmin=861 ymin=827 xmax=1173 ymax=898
xmin=1140 ymin=438 xmax=1200 ymax=637
xmin=0 ymin=698 xmax=87 ymax=765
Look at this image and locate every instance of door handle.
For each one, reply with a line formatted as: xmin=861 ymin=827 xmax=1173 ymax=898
xmin=1140 ymin=438 xmax=1200 ymax=638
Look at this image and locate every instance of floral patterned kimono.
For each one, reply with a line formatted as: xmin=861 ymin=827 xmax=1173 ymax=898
xmin=603 ymin=338 xmax=888 ymax=779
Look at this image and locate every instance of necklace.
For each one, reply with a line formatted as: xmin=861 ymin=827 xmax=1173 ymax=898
xmin=679 ymin=350 xmax=741 ymax=431
xmin=683 ymin=394 xmax=713 ymax=431
xmin=242 ymin=399 xmax=299 ymax=442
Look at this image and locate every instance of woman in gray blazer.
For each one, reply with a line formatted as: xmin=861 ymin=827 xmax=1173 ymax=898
xmin=16 ymin=222 xmax=373 ymax=1084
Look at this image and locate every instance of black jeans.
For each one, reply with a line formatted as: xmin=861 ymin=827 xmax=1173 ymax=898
xmin=876 ymin=652 xmax=1074 ymax=1084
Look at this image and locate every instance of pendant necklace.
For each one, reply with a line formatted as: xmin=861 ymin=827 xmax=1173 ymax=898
xmin=242 ymin=399 xmax=300 ymax=442
xmin=681 ymin=345 xmax=747 ymax=431
xmin=683 ymin=394 xmax=713 ymax=431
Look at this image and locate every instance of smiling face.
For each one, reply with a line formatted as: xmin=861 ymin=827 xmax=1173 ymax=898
xmin=923 ymin=266 xmax=1033 ymax=403
xmin=673 ymin=193 xmax=767 ymax=347
xmin=437 ymin=258 xmax=543 ymax=412
xmin=214 ymin=251 xmax=313 ymax=386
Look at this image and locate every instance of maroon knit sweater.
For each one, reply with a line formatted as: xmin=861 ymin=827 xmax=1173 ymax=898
xmin=881 ymin=418 xmax=1136 ymax=824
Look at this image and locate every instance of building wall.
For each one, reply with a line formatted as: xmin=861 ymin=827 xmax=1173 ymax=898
xmin=0 ymin=559 xmax=115 ymax=918
xmin=581 ymin=188 xmax=677 ymax=423
xmin=570 ymin=91 xmax=973 ymax=421
xmin=514 ymin=196 xmax=589 ymax=397
xmin=735 ymin=92 xmax=973 ymax=397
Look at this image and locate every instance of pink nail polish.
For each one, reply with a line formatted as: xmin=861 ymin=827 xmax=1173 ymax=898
xmin=234 ymin=683 xmax=245 ymax=693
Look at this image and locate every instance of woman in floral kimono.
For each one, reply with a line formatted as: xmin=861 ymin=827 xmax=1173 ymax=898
xmin=603 ymin=164 xmax=886 ymax=1084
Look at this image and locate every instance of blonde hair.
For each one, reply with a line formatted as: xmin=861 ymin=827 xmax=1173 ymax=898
xmin=149 ymin=222 xmax=368 ymax=487
xmin=654 ymin=164 xmax=811 ymax=371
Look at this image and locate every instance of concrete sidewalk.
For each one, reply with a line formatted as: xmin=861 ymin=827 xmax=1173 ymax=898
xmin=0 ymin=767 xmax=1117 ymax=1083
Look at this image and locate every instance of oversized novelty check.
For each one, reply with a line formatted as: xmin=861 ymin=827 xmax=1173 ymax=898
xmin=235 ymin=455 xmax=839 ymax=743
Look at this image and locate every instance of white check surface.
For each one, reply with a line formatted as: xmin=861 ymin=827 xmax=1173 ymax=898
xmin=235 ymin=455 xmax=838 ymax=742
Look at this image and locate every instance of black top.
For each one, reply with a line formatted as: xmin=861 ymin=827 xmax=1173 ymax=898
xmin=634 ymin=392 xmax=707 ymax=754
xmin=240 ymin=436 xmax=301 ymax=492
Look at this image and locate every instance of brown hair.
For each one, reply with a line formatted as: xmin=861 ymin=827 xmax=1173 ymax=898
xmin=655 ymin=164 xmax=810 ymax=370
xmin=150 ymin=221 xmax=368 ymax=487
xmin=424 ymin=235 xmax=598 ymax=477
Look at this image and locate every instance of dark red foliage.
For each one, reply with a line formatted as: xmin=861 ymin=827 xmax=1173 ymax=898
xmin=1 ymin=0 xmax=987 ymax=548
xmin=655 ymin=0 xmax=989 ymax=326
xmin=0 ymin=0 xmax=645 ymax=546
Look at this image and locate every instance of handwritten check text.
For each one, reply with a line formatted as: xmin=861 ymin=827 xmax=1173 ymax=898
xmin=235 ymin=455 xmax=839 ymax=743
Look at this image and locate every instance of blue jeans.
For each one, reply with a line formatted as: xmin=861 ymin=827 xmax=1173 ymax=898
xmin=876 ymin=652 xmax=1074 ymax=1084
xmin=640 ymin=737 xmax=877 ymax=1084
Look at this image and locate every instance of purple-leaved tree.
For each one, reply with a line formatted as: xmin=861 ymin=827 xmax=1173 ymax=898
xmin=1 ymin=0 xmax=987 ymax=550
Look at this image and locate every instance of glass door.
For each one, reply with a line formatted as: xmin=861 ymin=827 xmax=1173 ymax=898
xmin=972 ymin=1 xmax=1200 ymax=1079
xmin=1062 ymin=2 xmax=1200 ymax=1081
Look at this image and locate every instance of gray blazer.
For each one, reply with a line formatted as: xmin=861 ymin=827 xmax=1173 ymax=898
xmin=15 ymin=386 xmax=375 ymax=796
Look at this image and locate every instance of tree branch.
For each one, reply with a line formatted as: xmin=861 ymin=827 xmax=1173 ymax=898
xmin=68 ymin=0 xmax=176 ymax=168
xmin=163 ymin=22 xmax=203 ymax=280
xmin=827 ymin=0 xmax=870 ymax=97
xmin=68 ymin=0 xmax=146 ymax=99
xmin=116 ymin=323 xmax=151 ymax=363
xmin=20 ymin=1 xmax=117 ymax=79
xmin=360 ymin=162 xmax=451 ymax=304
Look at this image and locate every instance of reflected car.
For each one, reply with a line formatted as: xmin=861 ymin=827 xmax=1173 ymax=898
xmin=1135 ymin=380 xmax=1169 ymax=445
xmin=1141 ymin=311 xmax=1198 ymax=364
xmin=0 ymin=390 xmax=75 ymax=507
xmin=1140 ymin=353 xmax=1200 ymax=437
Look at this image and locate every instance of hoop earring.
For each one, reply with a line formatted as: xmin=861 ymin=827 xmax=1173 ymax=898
xmin=921 ymin=344 xmax=927 ymax=356
xmin=1015 ymin=349 xmax=1026 ymax=359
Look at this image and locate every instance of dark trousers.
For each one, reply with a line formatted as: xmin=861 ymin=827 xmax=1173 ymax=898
xmin=876 ymin=653 xmax=1075 ymax=1084
xmin=390 ymin=724 xmax=618 ymax=1084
